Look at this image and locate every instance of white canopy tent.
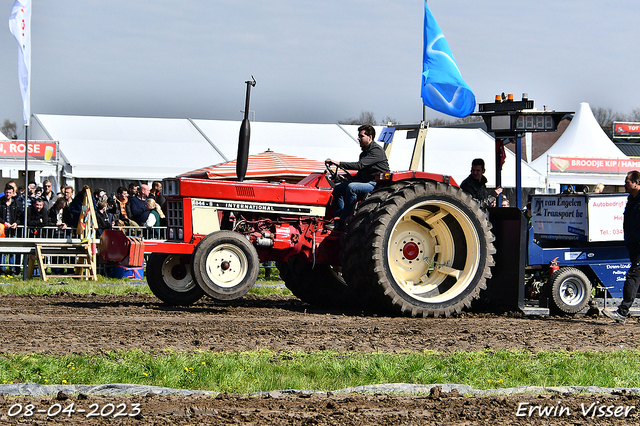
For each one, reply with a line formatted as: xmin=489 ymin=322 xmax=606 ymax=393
xmin=28 ymin=114 xmax=544 ymax=192
xmin=31 ymin=114 xmax=227 ymax=180
xmin=192 ymin=120 xmax=544 ymax=189
xmin=530 ymin=102 xmax=629 ymax=191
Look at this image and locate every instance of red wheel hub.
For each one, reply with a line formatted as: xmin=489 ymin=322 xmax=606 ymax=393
xmin=402 ymin=242 xmax=419 ymax=260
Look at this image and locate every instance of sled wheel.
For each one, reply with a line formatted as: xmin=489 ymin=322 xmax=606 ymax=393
xmin=359 ymin=181 xmax=495 ymax=317
xmin=277 ymin=257 xmax=360 ymax=310
xmin=191 ymin=231 xmax=259 ymax=301
xmin=549 ymin=267 xmax=592 ymax=314
xmin=146 ymin=253 xmax=204 ymax=305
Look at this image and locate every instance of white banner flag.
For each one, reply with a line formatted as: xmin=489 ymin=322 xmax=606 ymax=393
xmin=8 ymin=0 xmax=31 ymax=126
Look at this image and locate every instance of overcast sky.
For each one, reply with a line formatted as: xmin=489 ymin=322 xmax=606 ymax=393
xmin=1 ymin=0 xmax=638 ymax=135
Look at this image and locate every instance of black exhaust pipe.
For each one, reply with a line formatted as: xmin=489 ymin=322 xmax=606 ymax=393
xmin=237 ymin=76 xmax=256 ymax=182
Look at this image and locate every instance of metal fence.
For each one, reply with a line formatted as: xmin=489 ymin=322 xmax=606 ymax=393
xmin=0 ymin=225 xmax=166 ymax=272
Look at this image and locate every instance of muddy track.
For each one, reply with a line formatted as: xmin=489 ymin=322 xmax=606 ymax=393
xmin=0 ymin=293 xmax=636 ymax=425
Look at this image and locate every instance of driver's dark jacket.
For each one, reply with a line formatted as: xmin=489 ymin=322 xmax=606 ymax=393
xmin=624 ymin=191 xmax=640 ymax=246
xmin=339 ymin=142 xmax=390 ymax=183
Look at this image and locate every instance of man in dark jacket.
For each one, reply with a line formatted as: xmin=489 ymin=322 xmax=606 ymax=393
xmin=325 ymin=124 xmax=390 ymax=230
xmin=27 ymin=197 xmax=48 ymax=237
xmin=460 ymin=158 xmax=502 ymax=208
xmin=604 ymin=170 xmax=640 ymax=323
xmin=0 ymin=185 xmax=21 ymax=237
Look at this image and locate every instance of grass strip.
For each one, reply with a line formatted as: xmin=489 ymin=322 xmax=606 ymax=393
xmin=0 ymin=268 xmax=289 ymax=297
xmin=0 ymin=349 xmax=639 ymax=393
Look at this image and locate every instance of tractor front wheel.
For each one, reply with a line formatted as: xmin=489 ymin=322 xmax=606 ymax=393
xmin=191 ymin=231 xmax=260 ymax=301
xmin=146 ymin=253 xmax=204 ymax=305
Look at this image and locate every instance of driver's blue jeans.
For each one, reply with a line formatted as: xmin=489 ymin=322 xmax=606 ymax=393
xmin=332 ymin=181 xmax=375 ymax=221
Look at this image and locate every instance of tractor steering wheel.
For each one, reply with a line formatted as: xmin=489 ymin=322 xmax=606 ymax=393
xmin=324 ymin=161 xmax=351 ymax=188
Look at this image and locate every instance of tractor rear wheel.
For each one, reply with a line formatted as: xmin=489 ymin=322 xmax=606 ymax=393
xmin=146 ymin=253 xmax=204 ymax=305
xmin=548 ymin=267 xmax=592 ymax=314
xmin=348 ymin=181 xmax=495 ymax=317
xmin=277 ymin=257 xmax=360 ymax=310
xmin=191 ymin=231 xmax=259 ymax=301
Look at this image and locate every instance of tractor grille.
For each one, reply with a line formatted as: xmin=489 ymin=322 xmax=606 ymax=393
xmin=236 ymin=186 xmax=255 ymax=198
xmin=166 ymin=200 xmax=183 ymax=240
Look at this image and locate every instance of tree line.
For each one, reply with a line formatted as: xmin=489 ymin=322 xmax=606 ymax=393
xmin=339 ymin=107 xmax=640 ymax=133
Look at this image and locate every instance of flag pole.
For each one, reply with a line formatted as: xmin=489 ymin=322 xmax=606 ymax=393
xmin=22 ymin=123 xmax=28 ymax=279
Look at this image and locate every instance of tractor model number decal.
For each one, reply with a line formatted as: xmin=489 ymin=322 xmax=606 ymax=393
xmin=192 ymin=199 xmax=323 ymax=215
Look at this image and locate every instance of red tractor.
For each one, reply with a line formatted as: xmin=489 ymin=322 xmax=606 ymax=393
xmin=101 ymin=83 xmax=496 ymax=317
xmin=101 ymin=124 xmax=495 ymax=318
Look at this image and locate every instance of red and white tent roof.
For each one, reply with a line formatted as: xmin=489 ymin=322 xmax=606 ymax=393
xmin=181 ymin=150 xmax=325 ymax=182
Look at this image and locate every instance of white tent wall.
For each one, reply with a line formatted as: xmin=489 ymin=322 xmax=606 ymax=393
xmin=530 ymin=102 xmax=628 ymax=192
xmin=30 ymin=114 xmax=545 ymax=197
xmin=337 ymin=125 xmax=544 ymax=189
xmin=190 ymin=120 xmax=363 ymax=167
xmin=32 ymin=114 xmax=227 ymax=181
xmin=193 ymin=120 xmax=544 ymax=189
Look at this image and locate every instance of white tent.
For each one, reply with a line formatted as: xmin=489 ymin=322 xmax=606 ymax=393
xmin=530 ymin=102 xmax=629 ymax=190
xmin=369 ymin=126 xmax=544 ymax=189
xmin=31 ymin=114 xmax=227 ymax=180
xmin=192 ymin=120 xmax=544 ymax=189
xmin=28 ymin=114 xmax=544 ymax=191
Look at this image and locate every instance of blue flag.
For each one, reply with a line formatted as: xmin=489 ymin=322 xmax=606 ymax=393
xmin=421 ymin=2 xmax=475 ymax=118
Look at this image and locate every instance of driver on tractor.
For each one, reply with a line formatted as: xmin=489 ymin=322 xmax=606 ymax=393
xmin=325 ymin=124 xmax=390 ymax=231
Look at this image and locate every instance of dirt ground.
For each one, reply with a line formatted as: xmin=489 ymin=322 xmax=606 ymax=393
xmin=0 ymin=292 xmax=638 ymax=425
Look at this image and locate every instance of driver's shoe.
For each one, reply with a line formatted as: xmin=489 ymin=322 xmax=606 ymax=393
xmin=325 ymin=219 xmax=344 ymax=231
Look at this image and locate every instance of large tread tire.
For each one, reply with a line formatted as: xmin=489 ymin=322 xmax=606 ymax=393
xmin=277 ymin=257 xmax=360 ymax=310
xmin=548 ymin=267 xmax=592 ymax=315
xmin=341 ymin=183 xmax=412 ymax=309
xmin=350 ymin=181 xmax=495 ymax=317
xmin=191 ymin=231 xmax=259 ymax=301
xmin=146 ymin=253 xmax=204 ymax=306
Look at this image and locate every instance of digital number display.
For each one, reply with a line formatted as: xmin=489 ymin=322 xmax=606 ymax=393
xmin=515 ymin=114 xmax=555 ymax=131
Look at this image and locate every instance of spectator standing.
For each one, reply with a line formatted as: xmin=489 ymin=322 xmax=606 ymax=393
xmin=93 ymin=188 xmax=107 ymax=207
xmin=604 ymin=171 xmax=640 ymax=323
xmin=149 ymin=181 xmax=166 ymax=209
xmin=48 ymin=197 xmax=72 ymax=234
xmin=16 ymin=181 xmax=37 ymax=211
xmin=130 ymin=183 xmax=151 ymax=225
xmin=128 ymin=183 xmax=139 ymax=200
xmin=48 ymin=197 xmax=72 ymax=274
xmin=0 ymin=185 xmax=21 ymax=237
xmin=144 ymin=198 xmax=161 ymax=238
xmin=108 ymin=187 xmax=136 ymax=226
xmin=0 ymin=185 xmax=22 ymax=274
xmin=63 ymin=186 xmax=74 ymax=205
xmin=27 ymin=197 xmax=48 ymax=237
xmin=95 ymin=200 xmax=111 ymax=237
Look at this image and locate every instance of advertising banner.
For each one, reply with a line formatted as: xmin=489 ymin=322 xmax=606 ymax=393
xmin=532 ymin=194 xmax=627 ymax=242
xmin=532 ymin=195 xmax=588 ymax=241
xmin=613 ymin=122 xmax=640 ymax=138
xmin=548 ymin=156 xmax=640 ymax=175
xmin=587 ymin=195 xmax=627 ymax=242
xmin=0 ymin=141 xmax=57 ymax=161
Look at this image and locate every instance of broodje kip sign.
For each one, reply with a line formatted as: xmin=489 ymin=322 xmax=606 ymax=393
xmin=549 ymin=156 xmax=640 ymax=174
